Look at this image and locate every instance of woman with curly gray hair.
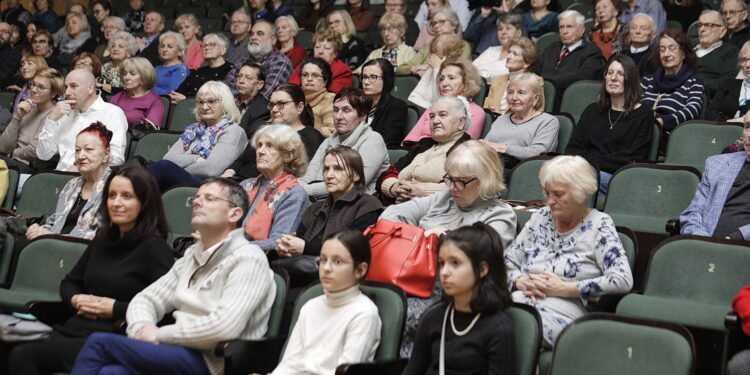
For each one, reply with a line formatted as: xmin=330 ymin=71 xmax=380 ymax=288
xmin=98 ymin=31 xmax=139 ymax=94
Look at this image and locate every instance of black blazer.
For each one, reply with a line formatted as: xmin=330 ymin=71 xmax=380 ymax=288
xmin=238 ymin=95 xmax=270 ymax=139
xmin=533 ymin=40 xmax=605 ymax=105
xmin=370 ymin=93 xmax=408 ymax=146
xmin=706 ymin=78 xmax=748 ymax=121
xmin=138 ymin=34 xmax=161 ymax=68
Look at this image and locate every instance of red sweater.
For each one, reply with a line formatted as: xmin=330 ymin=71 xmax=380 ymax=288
xmin=734 ymin=285 xmax=750 ymax=335
xmin=285 ymin=41 xmax=308 ymax=68
xmin=288 ymin=58 xmax=353 ymax=94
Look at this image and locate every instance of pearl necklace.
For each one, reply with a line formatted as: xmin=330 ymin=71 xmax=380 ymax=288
xmin=450 ymin=306 xmax=481 ymax=336
xmin=608 ymin=108 xmax=624 ymax=130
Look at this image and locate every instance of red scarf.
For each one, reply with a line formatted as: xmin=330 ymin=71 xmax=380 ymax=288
xmin=244 ymin=172 xmax=299 ymax=241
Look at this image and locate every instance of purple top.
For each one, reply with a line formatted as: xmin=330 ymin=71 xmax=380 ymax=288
xmin=109 ymin=90 xmax=165 ymax=128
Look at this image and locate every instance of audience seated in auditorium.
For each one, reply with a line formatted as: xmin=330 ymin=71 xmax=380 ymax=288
xmin=473 ymin=13 xmax=523 ymax=80
xmin=377 ymin=96 xmax=470 ymax=204
xmin=0 ymin=67 xmax=61 ymax=173
xmin=300 ymin=87 xmax=389 ymax=200
xmin=619 ymin=0 xmax=666 ymax=34
xmin=98 ymin=31 xmax=139 ymax=95
xmin=523 ymin=0 xmax=558 ymax=39
xmin=3 ymin=0 xmax=31 ymax=28
xmin=723 ymin=0 xmax=750 ymax=49
xmin=248 ymin=0 xmax=276 ymax=23
xmin=147 ymin=81 xmax=247 ymax=190
xmin=696 ymin=10 xmax=739 ymax=98
xmin=0 ymin=22 xmax=21 ymax=88
xmin=405 ymin=59 xmax=486 ymax=143
xmin=403 ymin=224 xmax=515 ymax=375
xmin=407 ymin=33 xmax=468 ymax=108
xmin=623 ymin=13 xmax=657 ymax=76
xmin=356 ymin=13 xmax=416 ymax=74
xmin=235 ymin=62 xmax=271 ymax=138
xmin=347 ymin=0 xmax=374 ymax=32
xmin=360 ymin=58 xmax=409 ymax=145
xmin=505 ymin=155 xmax=633 ymax=347
xmin=36 ymin=69 xmax=127 ymax=170
xmin=136 ymin=11 xmax=165 ymax=67
xmin=93 ymin=16 xmax=125 ymax=60
xmin=71 ymin=177 xmax=276 ymax=375
xmin=707 ymin=41 xmax=750 ymax=122
xmin=296 ymin=0 xmax=333 ymax=31
xmin=175 ymin=14 xmax=204 ymax=70
xmin=32 ymin=0 xmax=60 ymax=32
xmin=484 ymin=37 xmax=540 ymax=114
xmin=269 ymin=230 xmax=381 ymax=375
xmin=226 ymin=9 xmax=252 ymax=66
xmin=240 ymin=124 xmax=311 ymax=251
xmin=8 ymin=165 xmax=175 ymax=375
xmin=55 ymin=13 xmax=97 ymax=67
xmin=288 ymin=29 xmax=353 ymax=93
xmin=225 ymin=20 xmax=294 ymax=99
xmin=641 ymin=29 xmax=704 ymax=137
xmin=680 ymin=111 xmax=750 ymax=241
xmin=363 ymin=0 xmax=419 ymax=50
xmin=566 ymin=54 xmax=654 ymax=194
xmin=414 ymin=0 xmax=472 ymax=32
xmin=109 ymin=57 xmax=165 ymax=129
xmin=152 ymin=31 xmax=189 ymax=96
xmin=327 ymin=10 xmax=367 ymax=70
xmin=6 ymin=54 xmax=48 ymax=114
xmin=588 ymin=0 xmax=627 ymax=59
xmin=30 ymin=30 xmax=62 ymax=71
xmin=170 ymin=33 xmax=233 ymax=101
xmin=381 ymin=140 xmax=517 ymax=356
xmin=413 ymin=6 xmax=463 ymax=54
xmin=124 ymin=0 xmax=146 ymax=33
xmin=534 ymin=10 xmax=605 ymax=109
xmin=298 ymin=57 xmax=336 ymax=136
xmin=275 ymin=16 xmax=307 ymax=67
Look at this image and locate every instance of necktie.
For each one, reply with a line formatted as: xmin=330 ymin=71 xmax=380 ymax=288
xmin=558 ymin=47 xmax=569 ymax=65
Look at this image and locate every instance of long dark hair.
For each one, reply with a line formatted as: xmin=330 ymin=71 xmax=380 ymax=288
xmin=273 ymin=83 xmax=315 ymax=128
xmin=324 ymin=229 xmax=371 ymax=279
xmin=650 ymin=29 xmax=698 ymax=73
xmin=597 ymin=54 xmax=642 ymax=114
xmin=360 ymin=58 xmax=395 ymax=103
xmin=95 ymin=165 xmax=169 ymax=244
xmin=440 ymin=223 xmax=511 ymax=314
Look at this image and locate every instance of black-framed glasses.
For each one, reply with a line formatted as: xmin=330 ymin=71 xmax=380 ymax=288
xmin=697 ymin=22 xmax=723 ymax=29
xmin=722 ymin=9 xmax=745 ymax=16
xmin=443 ymin=174 xmax=478 ymax=190
xmin=186 ymin=194 xmax=236 ymax=207
xmin=361 ymin=74 xmax=381 ymax=82
xmin=267 ymin=100 xmax=294 ymax=110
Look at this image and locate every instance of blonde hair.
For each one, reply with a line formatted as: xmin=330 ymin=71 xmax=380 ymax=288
xmin=445 ymin=140 xmax=506 ymax=198
xmin=121 ymin=57 xmax=156 ymax=89
xmin=34 ymin=67 xmax=64 ymax=97
xmin=538 ymin=155 xmax=597 ymax=203
xmin=159 ymin=31 xmax=187 ymax=61
xmin=313 ymin=28 xmax=343 ymax=54
xmin=328 ymin=10 xmax=356 ymax=38
xmin=175 ymin=13 xmax=202 ymax=39
xmin=251 ymin=125 xmax=309 ymax=177
xmin=379 ymin=13 xmax=407 ymax=37
xmin=505 ymin=37 xmax=539 ymax=66
xmin=507 ymin=72 xmax=544 ymax=110
xmin=20 ymin=54 xmax=48 ymax=74
xmin=430 ymin=33 xmax=464 ymax=61
xmin=194 ymin=81 xmax=241 ymax=124
xmin=438 ymin=58 xmax=482 ymax=98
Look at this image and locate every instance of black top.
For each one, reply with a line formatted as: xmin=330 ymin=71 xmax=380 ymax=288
xmin=369 ymin=93 xmax=408 ymax=146
xmin=56 ymin=37 xmax=98 ymax=67
xmin=237 ymin=94 xmax=270 ymax=139
xmin=61 ymin=195 xmax=87 ymax=235
xmin=57 ymin=235 xmax=174 ymax=337
xmin=0 ymin=44 xmax=20 ymax=88
xmin=338 ymin=36 xmax=367 ymax=70
xmin=403 ymin=303 xmax=515 ymax=375
xmin=624 ymin=46 xmax=655 ymax=77
xmin=715 ymin=160 xmax=750 ymax=239
xmin=565 ymin=103 xmax=654 ymax=173
xmin=533 ymin=40 xmax=605 ymax=109
xmin=138 ymin=34 xmax=162 ymax=68
xmin=726 ymin=24 xmax=750 ymax=49
xmin=663 ymin=1 xmax=702 ymax=31
xmin=176 ymin=62 xmax=233 ymax=96
xmin=706 ymin=78 xmax=748 ymax=121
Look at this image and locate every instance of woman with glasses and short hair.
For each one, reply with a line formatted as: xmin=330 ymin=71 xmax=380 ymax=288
xmin=355 ymin=13 xmax=415 ymax=74
xmin=298 ymin=57 xmax=336 ymax=136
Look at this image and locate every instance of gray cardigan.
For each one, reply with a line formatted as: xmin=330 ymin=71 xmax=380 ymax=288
xmin=0 ymin=107 xmax=52 ymax=164
xmin=300 ymin=123 xmax=389 ymax=200
xmin=164 ymin=123 xmax=248 ymax=179
xmin=483 ymin=112 xmax=559 ymax=160
xmin=380 ymin=190 xmax=517 ymax=248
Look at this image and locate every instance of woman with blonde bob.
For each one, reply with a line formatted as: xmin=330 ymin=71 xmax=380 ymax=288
xmin=153 ymin=31 xmax=189 ymax=95
xmin=505 ymin=155 xmax=633 ymax=347
xmin=381 ymin=139 xmax=517 ymax=356
xmin=240 ymin=124 xmax=311 ymax=251
xmin=109 ymin=56 xmax=164 ymax=128
xmin=6 ymin=54 xmax=48 ymax=113
xmin=484 ymin=37 xmax=541 ymax=114
xmin=355 ymin=13 xmax=416 ymax=74
xmin=174 ymin=13 xmax=204 ymax=69
xmin=147 ymin=81 xmax=247 ymax=190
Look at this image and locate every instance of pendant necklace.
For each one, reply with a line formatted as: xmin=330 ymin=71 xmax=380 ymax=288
xmin=608 ymin=108 xmax=624 ymax=130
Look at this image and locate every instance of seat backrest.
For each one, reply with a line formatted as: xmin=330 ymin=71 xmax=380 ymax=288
xmin=543 ymin=80 xmax=556 ymax=113
xmin=167 ymin=98 xmax=197 ymax=132
xmin=393 ymin=76 xmax=420 ymax=101
xmin=554 ymin=113 xmax=574 ymax=154
xmin=506 ymin=303 xmax=542 ymax=375
xmin=559 ymin=80 xmax=602 ymax=123
xmin=288 ymin=281 xmax=406 ymax=361
xmin=549 ymin=314 xmax=694 ymax=375
xmin=566 ymin=2 xmax=594 ymax=17
xmin=131 ymin=131 xmax=181 ymax=162
xmin=616 ymin=227 xmax=638 ymax=270
xmin=687 ymin=20 xmax=699 ymax=46
xmin=388 ymin=148 xmax=407 ymax=163
xmin=641 ymin=236 xmax=750 ymax=306
xmin=663 ymin=121 xmax=744 ymax=173
xmin=405 ymin=105 xmax=420 ymax=137
xmin=0 ymin=91 xmax=16 ymax=109
xmin=648 ymin=123 xmax=660 ymax=161
xmin=536 ymin=33 xmax=561 ymax=55
xmin=473 ymin=78 xmax=488 ymax=106
xmin=161 ymin=185 xmax=199 ymax=239
xmin=507 ymin=156 xmax=595 ymax=208
xmin=603 ymin=164 xmax=700 ymax=234
xmin=481 ymin=109 xmax=495 ymax=138
xmin=17 ymin=171 xmax=78 ymax=218
xmin=3 ymin=165 xmax=19 ymax=210
xmin=297 ymin=30 xmax=314 ymax=50
xmin=267 ymin=268 xmax=289 ymax=338
xmin=159 ymin=96 xmax=171 ymax=127
xmin=11 ymin=236 xmax=89 ymax=301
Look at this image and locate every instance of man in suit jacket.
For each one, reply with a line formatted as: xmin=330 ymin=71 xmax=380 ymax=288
xmin=137 ymin=11 xmax=165 ymax=67
xmin=680 ymin=111 xmax=750 ymax=241
xmin=533 ymin=10 xmax=605 ymax=111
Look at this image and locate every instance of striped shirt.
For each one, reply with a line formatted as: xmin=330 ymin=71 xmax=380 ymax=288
xmin=641 ymin=73 xmax=704 ymax=132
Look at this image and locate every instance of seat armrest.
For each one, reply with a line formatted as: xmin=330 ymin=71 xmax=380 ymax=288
xmin=335 ymin=358 xmax=409 ymax=375
xmin=25 ymin=300 xmax=70 ymax=326
xmin=215 ymin=336 xmax=287 ymax=375
xmin=726 ymin=311 xmax=741 ymax=332
xmin=665 ymin=219 xmax=681 ymax=235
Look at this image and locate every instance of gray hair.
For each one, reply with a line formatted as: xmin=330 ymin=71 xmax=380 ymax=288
xmin=701 ymin=10 xmax=725 ymax=26
xmin=108 ymin=31 xmax=139 ymax=56
xmin=497 ymin=13 xmax=523 ymax=30
xmin=204 ymin=32 xmax=230 ymax=49
xmin=147 ymin=11 xmax=166 ymax=26
xmin=194 ymin=81 xmax=241 ymax=124
xmin=66 ymin=12 xmax=89 ymax=32
xmin=251 ymin=125 xmax=309 ymax=177
xmin=538 ymin=155 xmax=597 ymax=203
xmin=103 ymin=16 xmax=126 ymax=32
xmin=433 ymin=6 xmax=462 ymax=31
xmin=159 ymin=31 xmax=187 ymax=60
xmin=631 ymin=13 xmax=656 ymax=30
xmin=558 ymin=10 xmax=585 ymax=26
xmin=722 ymin=0 xmax=749 ymax=13
xmin=253 ymin=19 xmax=277 ymax=37
xmin=434 ymin=96 xmax=471 ymax=130
xmin=275 ymin=15 xmax=299 ymax=37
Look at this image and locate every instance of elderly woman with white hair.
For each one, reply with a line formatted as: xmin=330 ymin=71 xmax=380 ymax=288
xmin=240 ymin=124 xmax=311 ymax=251
xmin=147 ymin=81 xmax=247 ymax=190
xmin=381 ymin=139 xmax=517 ymax=356
xmin=98 ymin=31 xmax=139 ymax=95
xmin=94 ymin=16 xmax=126 ymax=60
xmin=276 ymin=15 xmax=307 ymax=67
xmin=152 ymin=31 xmax=189 ymax=96
xmin=398 ymin=7 xmax=472 ymax=76
xmin=56 ymin=12 xmax=98 ymax=66
xmin=376 ymin=96 xmax=471 ymax=204
xmin=505 ymin=155 xmax=633 ymax=347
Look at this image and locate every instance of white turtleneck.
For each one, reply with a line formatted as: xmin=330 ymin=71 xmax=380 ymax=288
xmin=272 ymin=284 xmax=382 ymax=375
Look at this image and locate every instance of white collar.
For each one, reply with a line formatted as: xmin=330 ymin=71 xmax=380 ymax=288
xmin=563 ymin=39 xmax=584 ymax=53
xmin=630 ymin=45 xmax=649 ymax=53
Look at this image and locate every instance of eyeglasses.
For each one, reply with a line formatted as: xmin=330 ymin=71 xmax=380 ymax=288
xmin=267 ymin=100 xmax=294 ymax=110
xmin=197 ymin=98 xmax=220 ymax=106
xmin=0 ymin=29 xmax=10 ymax=35
xmin=697 ymin=22 xmax=724 ymax=29
xmin=301 ymin=72 xmax=323 ymax=80
xmin=429 ymin=19 xmax=447 ymax=29
xmin=722 ymin=9 xmax=745 ymax=16
xmin=75 ymin=61 xmax=93 ymax=68
xmin=740 ymin=57 xmax=750 ymax=64
xmin=29 ymin=81 xmax=49 ymax=91
xmin=379 ymin=25 xmax=399 ymax=33
xmin=31 ymin=39 xmax=48 ymax=44
xmin=328 ymin=19 xmax=342 ymax=26
xmin=361 ymin=74 xmax=381 ymax=82
xmin=186 ymin=194 xmax=236 ymax=207
xmin=443 ymin=174 xmax=477 ymax=190
xmin=102 ymin=25 xmax=120 ymax=31
xmin=203 ymin=42 xmax=218 ymax=48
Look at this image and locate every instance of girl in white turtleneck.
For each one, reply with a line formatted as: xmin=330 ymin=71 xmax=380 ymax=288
xmin=269 ymin=230 xmax=382 ymax=375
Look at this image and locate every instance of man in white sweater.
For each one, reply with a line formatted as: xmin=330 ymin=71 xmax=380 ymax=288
xmin=71 ymin=178 xmax=276 ymax=375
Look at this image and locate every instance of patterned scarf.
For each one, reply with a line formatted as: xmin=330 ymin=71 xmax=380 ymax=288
xmin=244 ymin=172 xmax=299 ymax=241
xmin=180 ymin=116 xmax=233 ymax=159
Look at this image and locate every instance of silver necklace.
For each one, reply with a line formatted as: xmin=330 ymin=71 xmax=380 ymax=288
xmin=608 ymin=108 xmax=624 ymax=130
xmin=450 ymin=306 xmax=481 ymax=336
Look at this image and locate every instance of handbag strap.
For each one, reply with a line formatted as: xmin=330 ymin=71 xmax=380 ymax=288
xmin=440 ymin=303 xmax=451 ymax=375
xmin=367 ymin=225 xmax=403 ymax=247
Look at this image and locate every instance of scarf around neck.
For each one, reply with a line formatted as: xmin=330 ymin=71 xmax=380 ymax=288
xmin=180 ymin=116 xmax=233 ymax=159
xmin=651 ymin=64 xmax=696 ymax=93
xmin=59 ymin=31 xmax=92 ymax=55
xmin=244 ymin=172 xmax=299 ymax=241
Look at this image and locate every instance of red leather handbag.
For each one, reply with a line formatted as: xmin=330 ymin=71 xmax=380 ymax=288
xmin=363 ymin=219 xmax=439 ymax=298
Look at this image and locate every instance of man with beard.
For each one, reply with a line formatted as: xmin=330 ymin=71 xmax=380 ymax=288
xmin=0 ymin=22 xmax=20 ymax=88
xmin=223 ymin=20 xmax=292 ymax=100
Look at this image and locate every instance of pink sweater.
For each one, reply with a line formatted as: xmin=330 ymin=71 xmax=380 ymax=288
xmin=184 ymin=41 xmax=204 ymax=70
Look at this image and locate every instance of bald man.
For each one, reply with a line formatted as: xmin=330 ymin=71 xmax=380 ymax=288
xmin=37 ymin=69 xmax=128 ymax=171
